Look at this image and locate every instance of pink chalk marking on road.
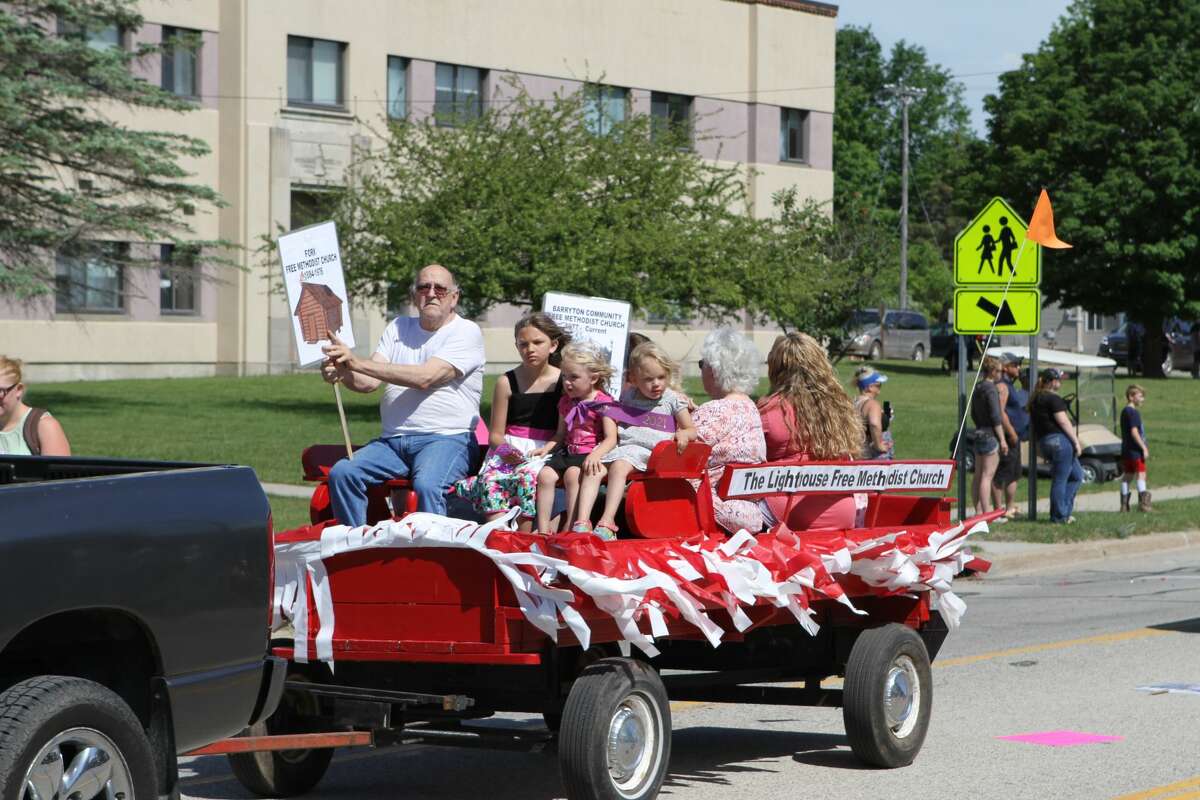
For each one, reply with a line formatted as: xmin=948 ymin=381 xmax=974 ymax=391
xmin=997 ymin=730 xmax=1123 ymax=747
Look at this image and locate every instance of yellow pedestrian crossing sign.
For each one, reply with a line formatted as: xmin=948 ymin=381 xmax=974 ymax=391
xmin=953 ymin=197 xmax=1040 ymax=286
xmin=953 ymin=289 xmax=1041 ymax=335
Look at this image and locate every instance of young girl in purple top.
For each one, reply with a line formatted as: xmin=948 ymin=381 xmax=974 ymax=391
xmin=574 ymin=342 xmax=696 ymax=540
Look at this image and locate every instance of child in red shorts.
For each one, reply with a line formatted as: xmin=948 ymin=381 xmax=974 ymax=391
xmin=1119 ymin=384 xmax=1149 ymax=511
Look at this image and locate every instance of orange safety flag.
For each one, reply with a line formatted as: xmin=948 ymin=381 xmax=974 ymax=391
xmin=1026 ymin=188 xmax=1072 ymax=249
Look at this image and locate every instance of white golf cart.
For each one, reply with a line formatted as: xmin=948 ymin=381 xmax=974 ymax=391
xmin=955 ymin=347 xmax=1122 ymax=484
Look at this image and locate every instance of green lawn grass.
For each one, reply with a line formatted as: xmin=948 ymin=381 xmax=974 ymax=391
xmin=29 ymin=359 xmax=1197 ymax=541
xmin=983 ymin=496 xmax=1200 ymax=544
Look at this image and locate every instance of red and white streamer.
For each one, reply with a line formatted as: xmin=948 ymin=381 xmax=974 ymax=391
xmin=273 ymin=509 xmax=990 ymax=663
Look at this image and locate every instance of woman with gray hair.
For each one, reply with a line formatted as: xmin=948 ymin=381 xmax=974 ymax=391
xmin=693 ymin=327 xmax=767 ymax=533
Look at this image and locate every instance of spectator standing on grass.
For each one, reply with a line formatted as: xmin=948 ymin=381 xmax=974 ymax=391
xmin=853 ymin=366 xmax=892 ymax=460
xmin=0 ymin=356 xmax=70 ymax=456
xmin=992 ymin=352 xmax=1028 ymax=519
xmin=970 ymin=356 xmax=1008 ymax=517
xmin=321 ymin=264 xmax=485 ymax=526
xmin=1119 ymin=384 xmax=1151 ymax=512
xmin=1030 ymin=368 xmax=1083 ymax=524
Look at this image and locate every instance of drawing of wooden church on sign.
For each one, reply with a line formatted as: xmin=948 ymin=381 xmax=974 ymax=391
xmin=294 ymin=282 xmax=345 ymax=343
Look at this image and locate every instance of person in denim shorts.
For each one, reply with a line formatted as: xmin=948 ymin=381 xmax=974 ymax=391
xmin=969 ymin=356 xmax=1008 ymax=516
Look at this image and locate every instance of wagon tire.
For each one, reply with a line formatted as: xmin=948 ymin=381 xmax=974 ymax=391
xmin=227 ymin=678 xmax=332 ymax=797
xmin=843 ymin=624 xmax=932 ymax=768
xmin=558 ymin=657 xmax=670 ymax=800
xmin=1079 ymin=458 xmax=1102 ymax=485
xmin=0 ymin=675 xmax=158 ymax=800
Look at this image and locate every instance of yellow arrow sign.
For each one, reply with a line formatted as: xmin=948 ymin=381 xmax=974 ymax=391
xmin=953 ymin=289 xmax=1041 ymax=335
xmin=954 ymin=197 xmax=1040 ymax=286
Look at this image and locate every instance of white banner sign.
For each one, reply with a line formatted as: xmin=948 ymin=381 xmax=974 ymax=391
xmin=725 ymin=462 xmax=955 ymax=498
xmin=278 ymin=220 xmax=355 ymax=367
xmin=542 ymin=291 xmax=632 ymax=379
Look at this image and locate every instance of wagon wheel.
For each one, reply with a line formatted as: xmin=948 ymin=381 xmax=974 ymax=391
xmin=558 ymin=657 xmax=671 ymax=800
xmin=842 ymin=624 xmax=932 ymax=768
xmin=227 ymin=673 xmax=333 ymax=797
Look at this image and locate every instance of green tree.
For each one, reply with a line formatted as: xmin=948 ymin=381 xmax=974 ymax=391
xmin=748 ymin=188 xmax=892 ymax=352
xmin=0 ymin=0 xmax=223 ymax=296
xmin=834 ymin=26 xmax=979 ymax=319
xmin=984 ymin=0 xmax=1200 ymax=375
xmin=333 ymin=83 xmax=756 ymax=323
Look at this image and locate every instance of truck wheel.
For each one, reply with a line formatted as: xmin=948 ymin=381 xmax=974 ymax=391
xmin=0 ymin=676 xmax=158 ymax=800
xmin=1079 ymin=459 xmax=1102 ymax=485
xmin=558 ymin=657 xmax=670 ymax=800
xmin=868 ymin=341 xmax=882 ymax=361
xmin=843 ymin=625 xmax=932 ymax=768
xmin=227 ymin=679 xmax=332 ymax=797
xmin=911 ymin=344 xmax=925 ymax=362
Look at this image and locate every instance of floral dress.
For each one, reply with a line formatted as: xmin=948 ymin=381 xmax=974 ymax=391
xmin=692 ymin=396 xmax=766 ymax=533
xmin=455 ymin=371 xmax=560 ymax=519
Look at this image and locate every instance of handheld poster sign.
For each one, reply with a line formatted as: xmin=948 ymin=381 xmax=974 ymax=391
xmin=279 ymin=220 xmax=355 ymax=457
xmin=542 ymin=292 xmax=632 ymax=379
xmin=279 ymin=220 xmax=356 ymax=367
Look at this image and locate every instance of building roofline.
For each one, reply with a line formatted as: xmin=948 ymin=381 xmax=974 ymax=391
xmin=723 ymin=0 xmax=838 ymax=17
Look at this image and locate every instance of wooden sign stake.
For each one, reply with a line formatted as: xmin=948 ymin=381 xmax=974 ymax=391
xmin=333 ymin=382 xmax=353 ymax=459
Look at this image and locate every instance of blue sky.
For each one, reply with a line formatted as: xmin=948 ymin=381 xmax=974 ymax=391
xmin=834 ymin=0 xmax=1075 ymax=134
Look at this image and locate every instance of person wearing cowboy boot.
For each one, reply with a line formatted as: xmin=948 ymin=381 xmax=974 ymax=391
xmin=1119 ymin=384 xmax=1151 ymax=512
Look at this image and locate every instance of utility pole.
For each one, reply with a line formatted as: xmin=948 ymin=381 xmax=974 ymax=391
xmin=885 ymin=81 xmax=925 ymax=310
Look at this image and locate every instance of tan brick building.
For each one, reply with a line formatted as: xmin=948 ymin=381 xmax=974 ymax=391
xmin=2 ymin=0 xmax=838 ymax=380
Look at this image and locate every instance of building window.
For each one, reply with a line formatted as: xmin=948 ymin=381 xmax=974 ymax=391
xmin=287 ymin=35 xmax=345 ymax=108
xmin=55 ymin=243 xmax=126 ymax=312
xmin=651 ymin=92 xmax=692 ymax=145
xmin=434 ymin=63 xmax=484 ymax=126
xmin=160 ymin=244 xmax=197 ymax=314
xmin=1086 ymin=311 xmax=1106 ymax=332
xmin=162 ymin=26 xmax=199 ymax=99
xmin=387 ymin=56 xmax=408 ymax=120
xmin=780 ymin=107 xmax=809 ymax=163
xmin=584 ymin=85 xmax=627 ymax=135
xmin=291 ymin=187 xmax=341 ymax=230
xmin=58 ymin=18 xmax=123 ymax=51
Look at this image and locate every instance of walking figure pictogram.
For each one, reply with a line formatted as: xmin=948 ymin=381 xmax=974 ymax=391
xmin=976 ymin=225 xmax=996 ymax=274
xmin=997 ymin=216 xmax=1018 ymax=275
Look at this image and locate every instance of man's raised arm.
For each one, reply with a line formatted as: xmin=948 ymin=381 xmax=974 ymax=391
xmin=322 ymin=335 xmax=461 ymax=393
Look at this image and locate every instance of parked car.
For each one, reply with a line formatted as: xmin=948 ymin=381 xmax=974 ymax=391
xmin=1098 ymin=318 xmax=1195 ymax=374
xmin=1 ymin=454 xmax=285 ymax=800
xmin=842 ymin=308 xmax=932 ymax=361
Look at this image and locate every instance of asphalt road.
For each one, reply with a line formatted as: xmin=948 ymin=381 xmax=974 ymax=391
xmin=180 ymin=547 xmax=1200 ymax=800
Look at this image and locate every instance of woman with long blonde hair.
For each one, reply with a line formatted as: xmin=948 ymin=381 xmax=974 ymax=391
xmin=757 ymin=333 xmax=863 ymax=530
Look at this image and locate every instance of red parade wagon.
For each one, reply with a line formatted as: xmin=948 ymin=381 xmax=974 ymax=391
xmin=195 ymin=442 xmax=991 ymax=800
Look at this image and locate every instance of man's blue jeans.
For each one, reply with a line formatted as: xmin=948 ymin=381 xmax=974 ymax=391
xmin=329 ymin=433 xmax=473 ymax=527
xmin=1039 ymin=432 xmax=1083 ymax=522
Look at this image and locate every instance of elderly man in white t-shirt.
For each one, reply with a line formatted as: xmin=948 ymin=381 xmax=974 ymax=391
xmin=321 ymin=264 xmax=485 ymax=526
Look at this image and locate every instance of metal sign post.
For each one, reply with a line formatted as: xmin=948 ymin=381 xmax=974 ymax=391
xmin=1028 ymin=334 xmax=1038 ymax=520
xmin=957 ymin=336 xmax=968 ymax=519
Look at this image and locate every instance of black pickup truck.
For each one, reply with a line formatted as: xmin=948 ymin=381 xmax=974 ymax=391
xmin=0 ymin=454 xmax=285 ymax=800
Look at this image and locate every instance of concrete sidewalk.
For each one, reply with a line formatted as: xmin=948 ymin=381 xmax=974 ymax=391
xmin=974 ymin=530 xmax=1200 ymax=577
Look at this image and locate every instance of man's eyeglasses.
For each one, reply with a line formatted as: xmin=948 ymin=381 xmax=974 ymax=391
xmin=0 ymin=383 xmax=18 ymax=400
xmin=414 ymin=282 xmax=455 ymax=298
